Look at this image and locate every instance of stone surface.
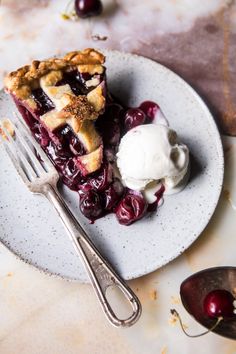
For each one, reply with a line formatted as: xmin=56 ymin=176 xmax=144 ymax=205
xmin=0 ymin=1 xmax=236 ymax=353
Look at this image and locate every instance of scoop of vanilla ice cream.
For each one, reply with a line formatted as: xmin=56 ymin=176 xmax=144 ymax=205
xmin=116 ymin=124 xmax=189 ymax=192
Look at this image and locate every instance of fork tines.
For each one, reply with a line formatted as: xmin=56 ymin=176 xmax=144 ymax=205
xmin=0 ymin=113 xmax=58 ymax=186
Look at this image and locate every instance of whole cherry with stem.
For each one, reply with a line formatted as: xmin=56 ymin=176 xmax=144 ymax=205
xmin=172 ymin=289 xmax=236 ymax=338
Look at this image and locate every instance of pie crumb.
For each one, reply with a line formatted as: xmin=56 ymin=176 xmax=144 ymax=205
xmin=149 ymin=289 xmax=157 ymax=300
xmin=91 ymin=34 xmax=108 ymax=41
xmin=168 ymin=314 xmax=178 ymax=326
xmin=161 ymin=346 xmax=167 ymax=354
xmin=0 ymin=119 xmax=15 ymax=139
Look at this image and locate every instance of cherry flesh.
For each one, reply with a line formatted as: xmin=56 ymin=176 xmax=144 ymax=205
xmin=75 ymin=0 xmax=103 ymax=18
xmin=203 ymin=289 xmax=235 ymax=319
xmin=124 ymin=108 xmax=146 ymax=131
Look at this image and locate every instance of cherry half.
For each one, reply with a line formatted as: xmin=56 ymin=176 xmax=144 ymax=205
xmin=75 ymin=0 xmax=103 ymax=18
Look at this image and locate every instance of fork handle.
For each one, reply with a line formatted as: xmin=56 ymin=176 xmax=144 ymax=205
xmin=44 ymin=184 xmax=141 ymax=327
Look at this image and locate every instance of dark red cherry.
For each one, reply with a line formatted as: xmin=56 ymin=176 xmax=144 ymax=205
xmin=203 ymin=289 xmax=235 ymax=319
xmin=139 ymin=101 xmax=159 ymax=122
xmin=79 ymin=190 xmax=103 ymax=220
xmin=124 ymin=108 xmax=146 ymax=131
xmin=115 ymin=193 xmax=147 ymax=225
xmin=62 ymin=160 xmax=81 ymax=190
xmin=78 ymin=183 xmax=93 ymax=197
xmin=75 ymin=0 xmax=103 ymax=18
xmin=179 ymin=267 xmax=236 ymax=339
xmin=87 ymin=164 xmax=113 ymax=191
xmin=46 ymin=142 xmax=69 ymax=169
xmin=104 ymin=179 xmax=124 ymax=210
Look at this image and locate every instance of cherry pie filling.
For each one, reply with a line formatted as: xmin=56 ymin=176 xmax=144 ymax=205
xmin=11 ymin=68 xmax=164 ymax=225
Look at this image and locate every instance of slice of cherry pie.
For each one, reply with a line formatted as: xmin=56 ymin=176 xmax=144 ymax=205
xmin=5 ymin=49 xmax=162 ymax=225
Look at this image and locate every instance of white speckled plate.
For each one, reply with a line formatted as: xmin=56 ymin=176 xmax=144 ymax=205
xmin=0 ymin=51 xmax=224 ymax=282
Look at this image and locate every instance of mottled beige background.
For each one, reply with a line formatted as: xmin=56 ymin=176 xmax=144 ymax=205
xmin=1 ymin=1 xmax=236 ymax=353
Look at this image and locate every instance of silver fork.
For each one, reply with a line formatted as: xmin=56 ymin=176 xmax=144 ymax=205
xmin=0 ymin=114 xmax=142 ymax=328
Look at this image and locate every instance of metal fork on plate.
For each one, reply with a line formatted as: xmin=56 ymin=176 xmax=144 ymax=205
xmin=0 ymin=114 xmax=142 ymax=328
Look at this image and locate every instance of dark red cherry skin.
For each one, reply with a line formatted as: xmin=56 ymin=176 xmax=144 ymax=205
xmin=79 ymin=190 xmax=103 ymax=220
xmin=62 ymin=159 xmax=82 ymax=190
xmin=104 ymin=179 xmax=125 ymax=211
xmin=124 ymin=108 xmax=146 ymax=131
xmin=139 ymin=101 xmax=159 ymax=122
xmin=116 ymin=193 xmax=147 ymax=225
xmin=78 ymin=183 xmax=93 ymax=197
xmin=147 ymin=184 xmax=165 ymax=212
xmin=75 ymin=0 xmax=103 ymax=18
xmin=203 ymin=289 xmax=235 ymax=319
xmin=86 ymin=164 xmax=113 ymax=191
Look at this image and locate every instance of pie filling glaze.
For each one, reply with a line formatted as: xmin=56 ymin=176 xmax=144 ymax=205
xmin=5 ymin=49 xmax=164 ymax=225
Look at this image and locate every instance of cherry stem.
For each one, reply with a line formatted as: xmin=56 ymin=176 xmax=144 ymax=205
xmin=65 ymin=0 xmax=75 ymax=13
xmin=170 ymin=309 xmax=223 ymax=338
xmin=61 ymin=0 xmax=76 ymax=18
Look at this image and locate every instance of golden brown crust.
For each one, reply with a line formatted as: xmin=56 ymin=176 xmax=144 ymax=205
xmin=4 ymin=48 xmax=105 ymax=101
xmin=76 ymin=120 xmax=102 ymax=153
xmin=40 ymin=110 xmax=66 ymax=132
xmin=40 ymin=70 xmax=63 ymax=87
xmin=59 ymin=94 xmax=99 ymax=132
xmin=87 ymin=85 xmax=105 ymax=112
xmin=78 ymin=64 xmax=104 ymax=75
xmin=64 ymin=48 xmax=104 ymax=64
xmin=5 ymin=49 xmax=106 ymax=175
xmin=75 ymin=145 xmax=103 ymax=176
